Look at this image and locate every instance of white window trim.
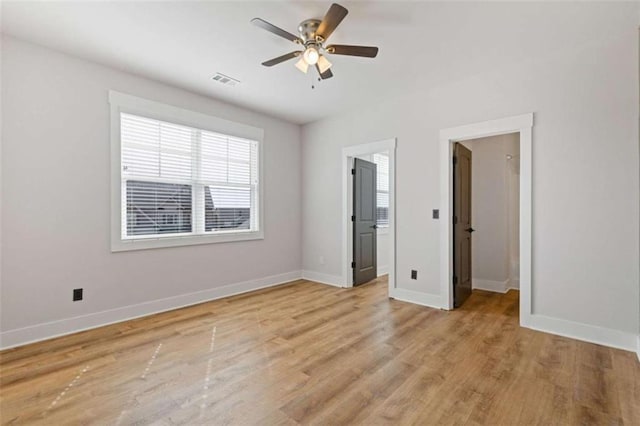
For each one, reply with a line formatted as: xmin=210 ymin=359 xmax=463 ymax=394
xmin=109 ymin=91 xmax=264 ymax=252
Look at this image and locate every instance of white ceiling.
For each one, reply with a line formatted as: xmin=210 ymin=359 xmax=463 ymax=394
xmin=0 ymin=1 xmax=625 ymax=124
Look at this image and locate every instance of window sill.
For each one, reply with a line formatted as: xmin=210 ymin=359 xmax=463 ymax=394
xmin=377 ymin=226 xmax=390 ymax=235
xmin=111 ymin=230 xmax=264 ymax=252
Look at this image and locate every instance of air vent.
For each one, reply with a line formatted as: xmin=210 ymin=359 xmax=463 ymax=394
xmin=211 ymin=72 xmax=240 ymax=87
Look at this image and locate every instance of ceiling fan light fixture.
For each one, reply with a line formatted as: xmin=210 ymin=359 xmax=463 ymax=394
xmin=295 ymin=57 xmax=309 ymax=73
xmin=317 ymin=55 xmax=332 ymax=74
xmin=303 ymin=46 xmax=319 ymax=65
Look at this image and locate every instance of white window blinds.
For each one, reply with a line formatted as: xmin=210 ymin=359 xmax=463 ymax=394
xmin=120 ymin=113 xmax=259 ymax=239
xmin=373 ymin=153 xmax=389 ymax=227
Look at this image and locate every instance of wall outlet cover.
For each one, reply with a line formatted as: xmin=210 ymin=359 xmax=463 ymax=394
xmin=73 ymin=288 xmax=83 ymax=301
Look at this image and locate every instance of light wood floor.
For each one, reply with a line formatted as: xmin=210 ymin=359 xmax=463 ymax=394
xmin=1 ymin=277 xmax=638 ymax=425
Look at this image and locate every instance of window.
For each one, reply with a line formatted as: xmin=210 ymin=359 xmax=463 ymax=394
xmin=373 ymin=152 xmax=389 ymax=227
xmin=110 ymin=92 xmax=263 ymax=251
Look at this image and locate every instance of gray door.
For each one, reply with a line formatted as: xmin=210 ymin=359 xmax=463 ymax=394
xmin=453 ymin=143 xmax=473 ymax=307
xmin=353 ymin=158 xmax=377 ymax=286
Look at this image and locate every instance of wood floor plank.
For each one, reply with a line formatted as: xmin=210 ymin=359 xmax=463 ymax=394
xmin=1 ymin=276 xmax=638 ymax=425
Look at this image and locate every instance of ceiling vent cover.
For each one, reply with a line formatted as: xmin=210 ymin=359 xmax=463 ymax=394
xmin=211 ymin=73 xmax=240 ymax=87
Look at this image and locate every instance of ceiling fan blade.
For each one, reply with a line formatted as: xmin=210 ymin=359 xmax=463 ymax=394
xmin=316 ymin=3 xmax=348 ymax=41
xmin=251 ymin=18 xmax=302 ymax=43
xmin=262 ymin=51 xmax=302 ymax=67
xmin=316 ymin=64 xmax=334 ymax=80
xmin=326 ymin=44 xmax=379 ymax=58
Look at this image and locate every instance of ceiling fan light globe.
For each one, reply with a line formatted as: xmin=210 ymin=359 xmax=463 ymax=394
xmin=303 ymin=47 xmax=319 ymax=65
xmin=295 ymin=57 xmax=309 ymax=74
xmin=317 ymin=55 xmax=332 ymax=74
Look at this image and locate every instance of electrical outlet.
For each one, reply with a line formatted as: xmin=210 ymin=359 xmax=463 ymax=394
xmin=411 ymin=270 xmax=418 ymax=280
xmin=73 ymin=288 xmax=83 ymax=301
xmin=433 ymin=209 xmax=439 ymax=219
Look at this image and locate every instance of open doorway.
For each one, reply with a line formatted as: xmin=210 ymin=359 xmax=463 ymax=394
xmin=342 ymin=139 xmax=396 ymax=293
xmin=440 ymin=113 xmax=533 ymax=326
xmin=453 ymin=134 xmax=520 ymax=307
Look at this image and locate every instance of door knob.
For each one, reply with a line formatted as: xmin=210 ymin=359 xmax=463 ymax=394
xmin=370 ymin=225 xmax=378 ymax=229
xmin=465 ymin=227 xmax=475 ymax=233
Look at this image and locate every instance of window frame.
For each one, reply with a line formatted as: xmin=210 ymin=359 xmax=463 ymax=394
xmin=110 ymin=91 xmax=264 ymax=252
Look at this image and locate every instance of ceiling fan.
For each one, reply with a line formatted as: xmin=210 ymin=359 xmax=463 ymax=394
xmin=251 ymin=3 xmax=379 ymax=80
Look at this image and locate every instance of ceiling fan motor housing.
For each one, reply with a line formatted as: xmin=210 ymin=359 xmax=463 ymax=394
xmin=298 ymin=19 xmax=322 ymax=45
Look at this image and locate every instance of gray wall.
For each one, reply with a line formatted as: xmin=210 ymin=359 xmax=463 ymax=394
xmin=301 ymin=3 xmax=639 ymax=335
xmin=1 ymin=37 xmax=302 ymax=333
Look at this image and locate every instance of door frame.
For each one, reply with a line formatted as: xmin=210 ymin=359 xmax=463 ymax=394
xmin=342 ymin=138 xmax=397 ymax=293
xmin=439 ymin=113 xmax=533 ymax=327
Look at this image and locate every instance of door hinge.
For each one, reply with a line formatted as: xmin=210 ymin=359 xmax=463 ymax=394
xmin=453 ymin=215 xmax=458 ymax=224
xmin=351 ymin=261 xmax=356 ymax=268
xmin=453 ymin=156 xmax=457 ymax=166
xmin=453 ymin=276 xmax=458 ymax=285
xmin=351 ymin=169 xmax=356 ymax=175
xmin=351 ymin=215 xmax=355 ymax=222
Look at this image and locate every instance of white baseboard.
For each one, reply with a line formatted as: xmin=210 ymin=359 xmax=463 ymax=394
xmin=0 ymin=270 xmax=303 ymax=350
xmin=389 ymin=287 xmax=444 ymax=310
xmin=377 ymin=265 xmax=389 ymax=277
xmin=508 ymin=277 xmax=520 ymax=290
xmin=472 ymin=278 xmax=509 ymax=293
xmin=527 ymin=313 xmax=638 ymax=353
xmin=301 ymin=270 xmax=344 ymax=288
